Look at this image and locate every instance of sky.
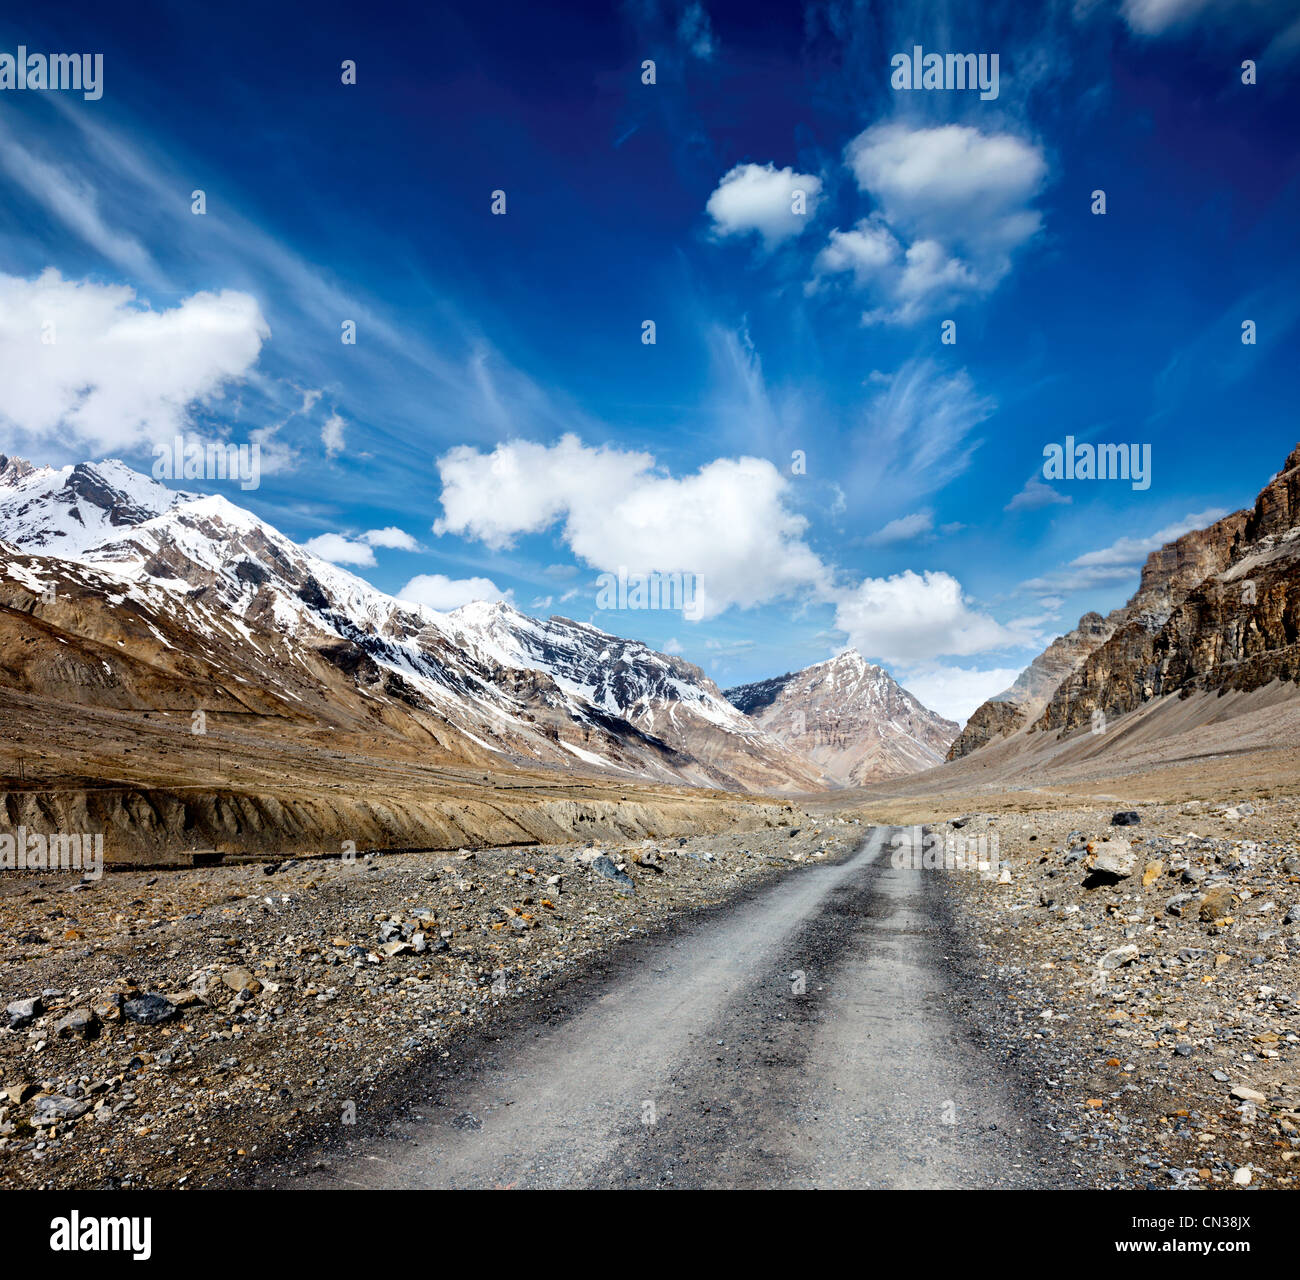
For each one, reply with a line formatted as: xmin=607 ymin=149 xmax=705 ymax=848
xmin=0 ymin=0 xmax=1297 ymax=722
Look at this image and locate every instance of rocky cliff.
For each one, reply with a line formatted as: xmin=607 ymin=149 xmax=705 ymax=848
xmin=953 ymin=443 xmax=1300 ymax=754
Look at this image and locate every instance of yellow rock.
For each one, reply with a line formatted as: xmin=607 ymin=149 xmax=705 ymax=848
xmin=1142 ymin=860 xmax=1164 ymax=889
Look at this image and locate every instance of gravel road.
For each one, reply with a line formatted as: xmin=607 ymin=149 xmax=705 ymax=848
xmin=289 ymin=827 xmax=1074 ymax=1189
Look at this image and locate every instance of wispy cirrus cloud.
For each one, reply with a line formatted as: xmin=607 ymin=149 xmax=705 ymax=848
xmin=1022 ymin=508 xmax=1228 ymax=595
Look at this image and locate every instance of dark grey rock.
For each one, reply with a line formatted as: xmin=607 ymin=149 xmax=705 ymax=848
xmin=32 ymin=1094 xmax=91 ymax=1125
xmin=123 ymin=994 xmax=177 ymax=1025
xmin=590 ymin=855 xmax=635 ymax=895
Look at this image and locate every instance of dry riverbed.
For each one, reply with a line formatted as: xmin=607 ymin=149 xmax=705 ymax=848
xmin=0 ymin=813 xmax=862 ymax=1189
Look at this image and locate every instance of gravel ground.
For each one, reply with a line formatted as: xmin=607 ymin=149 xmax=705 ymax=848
xmin=0 ymin=813 xmax=862 ymax=1189
xmin=927 ymin=792 xmax=1300 ymax=1189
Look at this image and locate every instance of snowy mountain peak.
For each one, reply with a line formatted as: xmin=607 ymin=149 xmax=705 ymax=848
xmin=0 ymin=454 xmax=826 ymax=793
xmin=0 ymin=455 xmax=196 ymax=556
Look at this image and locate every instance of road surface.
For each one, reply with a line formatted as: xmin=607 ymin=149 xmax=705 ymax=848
xmin=288 ymin=826 xmax=1072 ymax=1189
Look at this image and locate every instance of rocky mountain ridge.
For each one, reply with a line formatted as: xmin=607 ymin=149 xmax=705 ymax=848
xmin=0 ymin=455 xmax=824 ymax=793
xmin=950 ymin=442 xmax=1300 ymax=757
xmin=726 ymin=650 xmax=959 ymax=784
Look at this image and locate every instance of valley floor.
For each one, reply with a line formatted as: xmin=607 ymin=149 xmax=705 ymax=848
xmin=2 ymin=743 xmax=1297 ymax=1190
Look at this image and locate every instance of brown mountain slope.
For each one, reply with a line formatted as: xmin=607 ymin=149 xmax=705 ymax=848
xmin=726 ymin=651 xmax=958 ymax=784
xmin=949 ymin=442 xmax=1299 ymax=764
xmin=1040 ymin=443 xmax=1300 ymax=731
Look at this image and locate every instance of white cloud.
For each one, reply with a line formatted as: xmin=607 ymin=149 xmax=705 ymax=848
xmin=321 ymin=412 xmax=346 ymax=458
xmin=0 ymin=124 xmax=158 ymax=282
xmin=706 ymin=163 xmax=823 ymax=248
xmin=433 ymin=434 xmax=830 ymax=619
xmin=851 ymin=360 xmax=994 ymax=500
xmin=398 ymin=573 xmax=511 ymax=611
xmin=898 ymin=665 xmax=1026 ymax=725
xmin=1022 ymin=508 xmax=1227 ymax=593
xmin=1122 ymin=0 xmax=1292 ymax=39
xmin=362 ymin=526 xmax=418 ymax=551
xmin=1005 ymin=476 xmax=1073 ymax=511
xmin=819 ymin=122 xmax=1047 ymax=322
xmin=812 ymin=217 xmax=899 ymax=288
xmin=867 ymin=510 xmax=934 ymax=544
xmin=0 ymin=269 xmax=268 ymax=454
xmin=662 ymin=636 xmax=684 ymax=654
xmin=303 ymin=527 xmax=418 ymax=564
xmin=1069 ymin=509 xmax=1228 ymax=567
xmin=846 ymin=122 xmax=1046 ymax=253
xmin=678 ymin=0 xmax=716 ymax=58
xmin=833 ymin=570 xmax=1030 ymax=664
xmin=303 ymin=533 xmax=376 ymax=567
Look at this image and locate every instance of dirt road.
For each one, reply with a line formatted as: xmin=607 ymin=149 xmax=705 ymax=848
xmin=285 ymin=827 xmax=1077 ymax=1189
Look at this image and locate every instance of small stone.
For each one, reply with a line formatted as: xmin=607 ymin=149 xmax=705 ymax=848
xmin=123 ymin=994 xmax=177 ymax=1025
xmin=1232 ymin=1166 xmax=1252 ymax=1185
xmin=1198 ymin=886 xmax=1234 ymax=922
xmin=1230 ymin=1085 xmax=1267 ymax=1103
xmin=53 ymin=1007 xmax=100 ymax=1040
xmin=1089 ymin=839 xmax=1137 ymax=881
xmin=32 ymin=1094 xmax=91 ymax=1125
xmin=1100 ymin=944 xmax=1139 ymax=971
xmin=221 ymin=967 xmax=263 ymax=995
xmin=91 ymin=993 xmax=124 ymax=1023
xmin=589 ymin=855 xmax=635 ymax=895
xmin=5 ymin=997 xmax=42 ymax=1030
xmin=1142 ymin=860 xmax=1164 ymax=889
xmin=1111 ymin=811 xmax=1141 ymax=826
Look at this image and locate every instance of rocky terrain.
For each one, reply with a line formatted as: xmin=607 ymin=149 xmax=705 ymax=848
xmin=932 ymin=795 xmax=1300 ymax=1188
xmin=726 ymin=650 xmax=957 ymax=784
xmin=0 ymin=814 xmax=863 ymax=1189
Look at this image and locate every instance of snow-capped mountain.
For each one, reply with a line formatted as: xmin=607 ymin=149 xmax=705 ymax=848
xmin=0 ymin=455 xmax=825 ymax=792
xmin=725 ymin=650 xmax=959 ymax=784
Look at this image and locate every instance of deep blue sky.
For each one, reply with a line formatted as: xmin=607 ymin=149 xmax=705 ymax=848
xmin=0 ymin=0 xmax=1296 ymax=719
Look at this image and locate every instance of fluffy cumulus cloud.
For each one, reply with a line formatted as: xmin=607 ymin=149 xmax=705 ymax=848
xmin=833 ymin=570 xmax=1030 ymax=664
xmin=815 ymin=123 xmax=1047 ymax=323
xmin=303 ymin=532 xmax=376 ymax=567
xmin=706 ymin=163 xmax=823 ymax=248
xmin=0 ymin=269 xmax=269 ymax=452
xmin=398 ymin=573 xmax=511 ymax=611
xmin=362 ymin=526 xmax=419 ymax=551
xmin=433 ymin=434 xmax=830 ymax=620
xmin=303 ymin=526 xmax=420 ymax=566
